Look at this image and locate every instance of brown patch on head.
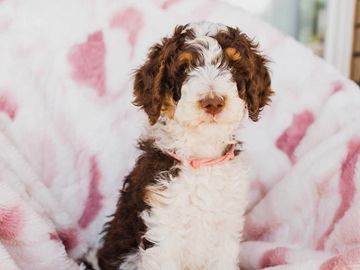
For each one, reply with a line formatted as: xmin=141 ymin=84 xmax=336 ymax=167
xmin=225 ymin=47 xmax=241 ymax=61
xmin=178 ymin=51 xmax=193 ymax=64
xmin=133 ymin=25 xmax=198 ymax=125
xmin=214 ymin=27 xmax=273 ymax=121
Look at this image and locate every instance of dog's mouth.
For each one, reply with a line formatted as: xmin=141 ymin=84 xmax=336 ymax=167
xmin=190 ymin=114 xmax=220 ymax=127
xmin=205 ymin=115 xmax=219 ymax=124
xmin=173 ymin=107 xmax=242 ymax=129
xmin=200 ymin=110 xmax=228 ymax=124
xmin=186 ymin=115 xmax=240 ymax=128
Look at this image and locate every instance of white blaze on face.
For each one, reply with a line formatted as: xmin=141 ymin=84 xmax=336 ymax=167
xmin=173 ymin=35 xmax=246 ymax=130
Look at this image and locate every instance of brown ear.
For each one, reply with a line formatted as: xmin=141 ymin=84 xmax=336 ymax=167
xmin=133 ymin=24 xmax=194 ymax=125
xmin=245 ymin=51 xmax=273 ymax=121
xmin=133 ymin=42 xmax=166 ymax=125
xmin=215 ymin=27 xmax=273 ymax=121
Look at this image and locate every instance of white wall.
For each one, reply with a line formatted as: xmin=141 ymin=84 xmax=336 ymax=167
xmin=324 ymin=0 xmax=356 ymax=77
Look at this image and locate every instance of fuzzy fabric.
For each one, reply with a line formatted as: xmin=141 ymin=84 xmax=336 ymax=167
xmin=0 ymin=0 xmax=359 ymax=269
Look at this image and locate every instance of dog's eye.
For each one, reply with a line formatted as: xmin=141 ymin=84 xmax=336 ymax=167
xmin=179 ymin=64 xmax=188 ymax=74
xmin=173 ymin=90 xmax=181 ymax=102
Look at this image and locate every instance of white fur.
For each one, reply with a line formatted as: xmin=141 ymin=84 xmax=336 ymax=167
xmin=120 ymin=22 xmax=249 ymax=270
xmin=138 ymin=158 xmax=248 ymax=270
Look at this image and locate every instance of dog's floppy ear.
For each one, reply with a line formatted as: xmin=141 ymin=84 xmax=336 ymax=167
xmin=133 ymin=24 xmax=193 ymax=125
xmin=216 ymin=27 xmax=273 ymax=121
xmin=133 ymin=42 xmax=166 ymax=125
xmin=243 ymin=44 xmax=272 ymax=121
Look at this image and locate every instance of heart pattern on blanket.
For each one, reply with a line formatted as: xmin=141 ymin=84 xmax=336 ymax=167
xmin=1 ymin=0 xmax=360 ymax=269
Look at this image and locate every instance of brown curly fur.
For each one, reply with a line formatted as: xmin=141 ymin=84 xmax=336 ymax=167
xmin=97 ymin=140 xmax=179 ymax=270
xmin=214 ymin=26 xmax=273 ymax=121
xmin=133 ymin=25 xmax=200 ymax=124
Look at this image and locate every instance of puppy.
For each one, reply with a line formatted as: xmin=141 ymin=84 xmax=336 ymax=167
xmin=96 ymin=21 xmax=272 ymax=270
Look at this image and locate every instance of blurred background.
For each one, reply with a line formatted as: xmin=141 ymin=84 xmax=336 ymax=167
xmin=224 ymin=0 xmax=360 ymax=85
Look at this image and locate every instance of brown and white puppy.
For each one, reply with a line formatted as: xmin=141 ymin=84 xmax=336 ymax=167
xmin=95 ymin=21 xmax=272 ymax=270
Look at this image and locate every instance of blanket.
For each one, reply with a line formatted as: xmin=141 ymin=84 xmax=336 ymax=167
xmin=0 ymin=0 xmax=360 ymax=269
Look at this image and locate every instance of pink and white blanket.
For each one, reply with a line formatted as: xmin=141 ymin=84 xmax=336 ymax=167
xmin=0 ymin=0 xmax=360 ymax=269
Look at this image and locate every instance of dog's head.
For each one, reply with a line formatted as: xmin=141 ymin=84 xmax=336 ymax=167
xmin=133 ymin=22 xmax=272 ymax=129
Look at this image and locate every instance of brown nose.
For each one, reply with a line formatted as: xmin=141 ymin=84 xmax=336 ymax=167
xmin=199 ymin=95 xmax=225 ymax=116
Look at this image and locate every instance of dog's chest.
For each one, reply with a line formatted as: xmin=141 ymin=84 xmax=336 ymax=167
xmin=141 ymin=158 xmax=248 ymax=267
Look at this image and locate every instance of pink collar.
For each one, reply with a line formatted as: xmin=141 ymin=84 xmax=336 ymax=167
xmin=166 ymin=144 xmax=236 ymax=169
